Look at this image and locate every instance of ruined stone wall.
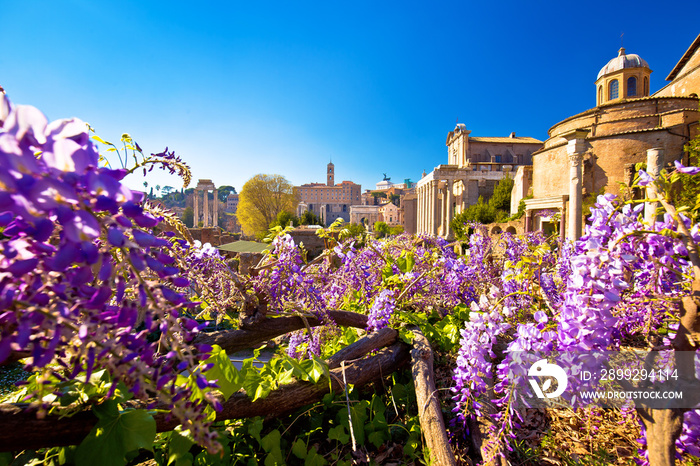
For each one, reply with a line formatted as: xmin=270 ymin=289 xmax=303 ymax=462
xmin=288 ymin=228 xmax=328 ymax=259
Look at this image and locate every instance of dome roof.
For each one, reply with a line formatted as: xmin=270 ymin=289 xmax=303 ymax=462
xmin=597 ymin=47 xmax=650 ymax=79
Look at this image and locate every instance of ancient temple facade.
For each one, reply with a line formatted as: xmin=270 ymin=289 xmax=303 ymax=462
xmin=192 ymin=179 xmax=218 ymax=228
xmin=415 ymin=124 xmax=542 ymax=238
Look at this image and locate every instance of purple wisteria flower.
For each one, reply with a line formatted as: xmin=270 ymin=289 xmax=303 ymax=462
xmin=674 ymin=159 xmax=700 ymax=175
xmin=0 ymin=93 xmax=221 ymax=452
xmin=366 ymin=289 xmax=396 ymax=332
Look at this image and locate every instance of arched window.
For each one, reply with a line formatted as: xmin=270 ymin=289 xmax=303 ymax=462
xmin=609 ymin=80 xmax=619 ymax=100
xmin=644 ymin=77 xmax=649 ymax=96
xmin=598 ymin=85 xmax=603 ymax=105
xmin=627 ymin=77 xmax=637 ymax=97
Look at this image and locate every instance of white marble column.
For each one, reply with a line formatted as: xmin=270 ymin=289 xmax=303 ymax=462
xmin=193 ymin=189 xmax=199 ymax=227
xmin=203 ymin=189 xmax=209 ymax=227
xmin=421 ymin=185 xmax=426 ymax=234
xmin=421 ymin=185 xmax=427 ymax=234
xmin=213 ymin=189 xmax=218 ymax=228
xmin=446 ymin=179 xmax=454 ymax=239
xmin=567 ymin=147 xmax=584 ymax=241
xmin=426 ymin=184 xmax=432 ymax=235
xmin=644 ymin=148 xmax=664 ymax=226
xmin=418 ymin=186 xmax=424 ymax=234
xmin=562 ymin=129 xmax=588 ymax=241
xmin=431 ymin=180 xmax=439 ymax=236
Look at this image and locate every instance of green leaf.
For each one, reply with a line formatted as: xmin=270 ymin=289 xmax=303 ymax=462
xmin=381 ymin=263 xmax=394 ymax=280
xmin=309 ymin=356 xmax=329 ymax=383
xmin=168 ymin=429 xmax=195 ymax=466
xmin=396 ymin=251 xmax=415 ymax=273
xmin=0 ymin=452 xmax=13 ymax=466
xmin=76 ymin=402 xmax=156 ymax=466
xmin=291 ymin=438 xmax=308 ymax=459
xmin=337 ymin=400 xmax=367 ymax=445
xmin=261 ymin=430 xmax=284 ymax=466
xmin=248 ymin=417 xmax=264 ymax=444
xmin=242 ymin=368 xmax=273 ymax=401
xmin=304 ymin=447 xmax=327 ymax=466
xmin=91 ymin=135 xmax=113 ymax=146
xmin=202 ymin=345 xmax=242 ymax=399
xmin=328 ymin=425 xmax=349 ymax=443
xmin=260 ymin=430 xmax=281 ymax=453
xmin=368 ymin=430 xmax=388 ymax=449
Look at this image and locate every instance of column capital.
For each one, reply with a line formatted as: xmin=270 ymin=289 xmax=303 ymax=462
xmin=568 ymin=152 xmax=584 ymax=166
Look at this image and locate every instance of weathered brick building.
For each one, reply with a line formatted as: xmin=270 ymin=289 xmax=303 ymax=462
xmin=518 ymin=35 xmax=700 ymax=239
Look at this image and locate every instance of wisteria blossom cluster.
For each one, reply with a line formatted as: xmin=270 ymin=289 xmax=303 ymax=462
xmin=451 ymin=182 xmax=700 ymax=461
xmin=251 ymin=233 xmax=327 ymax=318
xmin=170 ymin=239 xmax=242 ymax=321
xmin=0 ymin=95 xmax=221 ymax=450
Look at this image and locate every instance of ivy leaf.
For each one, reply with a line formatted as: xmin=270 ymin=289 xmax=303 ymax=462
xmin=368 ymin=430 xmax=388 ymax=449
xmin=76 ymin=401 xmax=156 ymax=466
xmin=291 ymin=438 xmax=308 ymax=459
xmin=304 ymin=446 xmax=327 ymax=466
xmin=261 ymin=430 xmax=284 ymax=466
xmin=248 ymin=417 xmax=264 ymax=444
xmin=202 ymin=345 xmax=242 ymax=399
xmin=167 ymin=429 xmax=195 ymax=466
xmin=328 ymin=425 xmax=349 ymax=443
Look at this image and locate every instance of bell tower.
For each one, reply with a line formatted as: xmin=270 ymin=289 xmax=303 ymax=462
xmin=327 ymin=161 xmax=335 ymax=186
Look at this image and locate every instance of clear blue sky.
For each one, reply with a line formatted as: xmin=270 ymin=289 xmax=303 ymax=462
xmin=2 ymin=1 xmax=698 ymax=194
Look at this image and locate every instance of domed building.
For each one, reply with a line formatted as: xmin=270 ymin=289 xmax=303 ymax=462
xmin=595 ymin=47 xmax=651 ymax=105
xmin=517 ymin=35 xmax=700 ymax=239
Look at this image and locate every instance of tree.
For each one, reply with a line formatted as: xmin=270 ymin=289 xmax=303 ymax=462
xmin=374 ymin=221 xmax=391 ymax=238
xmin=237 ymin=174 xmax=297 ymax=238
xmin=299 ymin=210 xmax=322 ymax=226
xmin=271 ymin=210 xmax=299 ymax=228
xmin=450 ymin=176 xmax=516 ymax=239
xmin=488 ymin=175 xmax=513 ymax=212
xmin=182 ymin=206 xmax=194 ymax=228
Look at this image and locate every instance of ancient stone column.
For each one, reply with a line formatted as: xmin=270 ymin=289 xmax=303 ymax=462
xmin=567 ymin=150 xmax=584 ymax=241
xmin=563 ymin=129 xmax=588 ymax=241
xmin=446 ymin=179 xmax=454 ymax=239
xmin=644 ymin=148 xmax=664 ymax=226
xmin=418 ymin=186 xmax=424 ymax=234
xmin=203 ymin=188 xmax=209 ymax=227
xmin=431 ymin=180 xmax=439 ymax=236
xmin=213 ymin=189 xmax=218 ymax=228
xmin=427 ymin=184 xmax=433 ymax=235
xmin=559 ymin=206 xmax=567 ymax=242
xmin=193 ymin=189 xmax=199 ymax=228
xmin=524 ymin=210 xmax=532 ymax=232
xmin=424 ymin=185 xmax=430 ymax=235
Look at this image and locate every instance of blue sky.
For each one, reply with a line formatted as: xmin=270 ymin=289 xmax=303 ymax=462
xmin=2 ymin=1 xmax=698 ymax=195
